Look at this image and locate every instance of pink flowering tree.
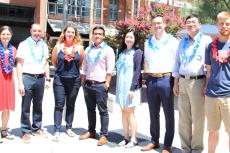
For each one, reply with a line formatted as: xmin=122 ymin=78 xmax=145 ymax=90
xmin=150 ymin=3 xmax=183 ymax=36
xmin=105 ymin=3 xmax=183 ymax=51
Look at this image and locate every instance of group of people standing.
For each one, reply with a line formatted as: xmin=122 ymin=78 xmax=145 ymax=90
xmin=0 ymin=10 xmax=229 ymax=153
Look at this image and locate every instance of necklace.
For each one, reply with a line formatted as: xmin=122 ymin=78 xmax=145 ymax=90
xmin=27 ymin=37 xmax=45 ymax=64
xmin=181 ymin=33 xmax=202 ymax=63
xmin=212 ymin=37 xmax=230 ymax=64
xmin=0 ymin=43 xmax=14 ymax=74
xmin=86 ymin=43 xmax=106 ymax=64
xmin=147 ymin=34 xmax=171 ymax=52
xmin=116 ymin=48 xmax=135 ymax=72
xmin=63 ymin=41 xmax=76 ymax=62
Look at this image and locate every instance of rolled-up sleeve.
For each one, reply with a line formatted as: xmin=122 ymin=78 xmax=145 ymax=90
xmin=82 ymin=47 xmax=89 ymax=75
xmin=172 ymin=41 xmax=182 ymax=78
xmin=106 ymin=47 xmax=115 ymax=75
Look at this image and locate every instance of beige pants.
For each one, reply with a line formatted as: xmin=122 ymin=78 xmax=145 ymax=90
xmin=178 ymin=78 xmax=205 ymax=153
xmin=205 ymin=96 xmax=230 ymax=133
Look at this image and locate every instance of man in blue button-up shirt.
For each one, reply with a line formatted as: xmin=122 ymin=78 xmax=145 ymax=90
xmin=173 ymin=14 xmax=212 ymax=153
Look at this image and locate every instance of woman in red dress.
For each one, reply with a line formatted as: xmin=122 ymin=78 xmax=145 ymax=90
xmin=0 ymin=26 xmax=16 ymax=143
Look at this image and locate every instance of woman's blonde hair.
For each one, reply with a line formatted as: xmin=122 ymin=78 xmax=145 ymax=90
xmin=57 ymin=25 xmax=82 ymax=45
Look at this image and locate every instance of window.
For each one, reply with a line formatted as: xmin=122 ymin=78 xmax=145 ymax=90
xmin=57 ymin=3 xmax=63 ymax=14
xmin=48 ymin=2 xmax=56 ymax=14
xmin=95 ymin=0 xmax=101 ymax=19
xmin=81 ymin=0 xmax=90 ymax=17
xmin=134 ymin=0 xmax=138 ymax=16
xmin=109 ymin=0 xmax=118 ymax=21
xmin=0 ymin=6 xmax=7 ymax=16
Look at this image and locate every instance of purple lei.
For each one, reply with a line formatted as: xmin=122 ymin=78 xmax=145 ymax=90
xmin=0 ymin=43 xmax=14 ymax=74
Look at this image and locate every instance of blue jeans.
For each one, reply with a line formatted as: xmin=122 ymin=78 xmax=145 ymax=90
xmin=83 ymin=82 xmax=109 ymax=136
xmin=53 ymin=75 xmax=80 ymax=132
xmin=146 ymin=76 xmax=175 ymax=148
xmin=21 ymin=74 xmax=45 ymax=134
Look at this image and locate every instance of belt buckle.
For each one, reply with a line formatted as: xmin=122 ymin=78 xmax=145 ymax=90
xmin=185 ymin=75 xmax=190 ymax=79
xmin=34 ymin=74 xmax=39 ymax=78
xmin=152 ymin=73 xmax=162 ymax=78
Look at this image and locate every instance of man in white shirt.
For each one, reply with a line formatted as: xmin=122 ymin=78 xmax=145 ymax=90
xmin=16 ymin=23 xmax=50 ymax=144
xmin=141 ymin=15 xmax=178 ymax=153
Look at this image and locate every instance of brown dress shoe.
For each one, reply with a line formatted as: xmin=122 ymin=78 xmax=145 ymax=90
xmin=162 ymin=147 xmax=172 ymax=153
xmin=32 ymin=129 xmax=47 ymax=138
xmin=79 ymin=132 xmax=96 ymax=140
xmin=22 ymin=133 xmax=31 ymax=144
xmin=97 ymin=136 xmax=107 ymax=146
xmin=141 ymin=143 xmax=160 ymax=151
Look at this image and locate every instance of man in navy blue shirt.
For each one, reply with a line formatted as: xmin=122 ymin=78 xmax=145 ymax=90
xmin=204 ymin=11 xmax=230 ymax=153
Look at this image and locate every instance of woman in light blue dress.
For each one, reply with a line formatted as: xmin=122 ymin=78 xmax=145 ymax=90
xmin=116 ymin=30 xmax=143 ymax=148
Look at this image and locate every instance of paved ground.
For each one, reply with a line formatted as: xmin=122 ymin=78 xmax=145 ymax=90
xmin=0 ymin=70 xmax=228 ymax=153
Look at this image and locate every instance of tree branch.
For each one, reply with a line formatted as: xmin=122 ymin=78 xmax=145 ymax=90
xmin=223 ymin=0 xmax=230 ymax=10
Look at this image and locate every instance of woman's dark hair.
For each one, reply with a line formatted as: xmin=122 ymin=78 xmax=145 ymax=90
xmin=118 ymin=29 xmax=139 ymax=57
xmin=0 ymin=26 xmax=13 ymax=36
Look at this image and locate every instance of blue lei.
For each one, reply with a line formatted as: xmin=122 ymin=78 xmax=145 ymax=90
xmin=27 ymin=37 xmax=45 ymax=64
xmin=86 ymin=43 xmax=106 ymax=64
xmin=0 ymin=43 xmax=14 ymax=74
xmin=181 ymin=33 xmax=202 ymax=63
xmin=116 ymin=49 xmax=135 ymax=72
xmin=147 ymin=34 xmax=171 ymax=52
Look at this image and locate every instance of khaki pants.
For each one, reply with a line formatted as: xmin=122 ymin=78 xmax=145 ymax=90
xmin=178 ymin=78 xmax=205 ymax=153
xmin=205 ymin=96 xmax=230 ymax=133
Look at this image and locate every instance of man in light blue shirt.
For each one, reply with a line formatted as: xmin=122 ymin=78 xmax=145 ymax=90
xmin=173 ymin=14 xmax=212 ymax=153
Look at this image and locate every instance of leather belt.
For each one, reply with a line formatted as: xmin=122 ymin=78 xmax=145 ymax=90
xmin=148 ymin=72 xmax=171 ymax=78
xmin=180 ymin=75 xmax=206 ymax=80
xmin=23 ymin=73 xmax=44 ymax=78
xmin=85 ymin=80 xmax=105 ymax=84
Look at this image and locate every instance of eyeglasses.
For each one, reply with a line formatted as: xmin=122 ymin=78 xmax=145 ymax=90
xmin=93 ymin=33 xmax=104 ymax=36
xmin=185 ymin=20 xmax=199 ymax=25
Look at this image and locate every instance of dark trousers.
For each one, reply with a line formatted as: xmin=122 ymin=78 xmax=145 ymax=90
xmin=21 ymin=74 xmax=45 ymax=134
xmin=53 ymin=75 xmax=80 ymax=132
xmin=146 ymin=76 xmax=175 ymax=148
xmin=83 ymin=82 xmax=109 ymax=136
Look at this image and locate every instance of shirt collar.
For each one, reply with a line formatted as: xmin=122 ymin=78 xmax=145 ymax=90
xmin=91 ymin=41 xmax=105 ymax=48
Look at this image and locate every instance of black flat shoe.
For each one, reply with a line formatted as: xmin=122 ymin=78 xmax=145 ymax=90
xmin=1 ymin=130 xmax=14 ymax=140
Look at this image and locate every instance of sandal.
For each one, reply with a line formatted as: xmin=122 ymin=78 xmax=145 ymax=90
xmin=1 ymin=130 xmax=14 ymax=140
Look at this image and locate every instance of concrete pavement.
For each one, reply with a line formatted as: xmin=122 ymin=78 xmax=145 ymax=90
xmin=0 ymin=72 xmax=228 ymax=153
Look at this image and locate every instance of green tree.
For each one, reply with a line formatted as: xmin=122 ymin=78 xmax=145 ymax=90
xmin=196 ymin=0 xmax=230 ymax=24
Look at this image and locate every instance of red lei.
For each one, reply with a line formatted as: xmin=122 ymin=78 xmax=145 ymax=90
xmin=63 ymin=41 xmax=76 ymax=62
xmin=212 ymin=37 xmax=230 ymax=64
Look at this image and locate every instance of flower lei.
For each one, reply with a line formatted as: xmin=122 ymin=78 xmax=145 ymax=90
xmin=86 ymin=43 xmax=106 ymax=64
xmin=63 ymin=41 xmax=76 ymax=62
xmin=0 ymin=43 xmax=14 ymax=74
xmin=27 ymin=37 xmax=45 ymax=64
xmin=181 ymin=33 xmax=202 ymax=63
xmin=212 ymin=37 xmax=230 ymax=64
xmin=116 ymin=49 xmax=135 ymax=72
xmin=147 ymin=34 xmax=171 ymax=52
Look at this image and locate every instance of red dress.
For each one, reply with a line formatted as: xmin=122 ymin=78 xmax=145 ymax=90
xmin=0 ymin=47 xmax=16 ymax=111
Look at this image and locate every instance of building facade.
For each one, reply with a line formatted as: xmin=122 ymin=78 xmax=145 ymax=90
xmin=0 ymin=0 xmax=192 ymax=46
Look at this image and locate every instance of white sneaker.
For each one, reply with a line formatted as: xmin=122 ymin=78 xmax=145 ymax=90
xmin=52 ymin=132 xmax=60 ymax=142
xmin=118 ymin=139 xmax=129 ymax=146
xmin=125 ymin=140 xmax=138 ymax=148
xmin=66 ymin=129 xmax=75 ymax=137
